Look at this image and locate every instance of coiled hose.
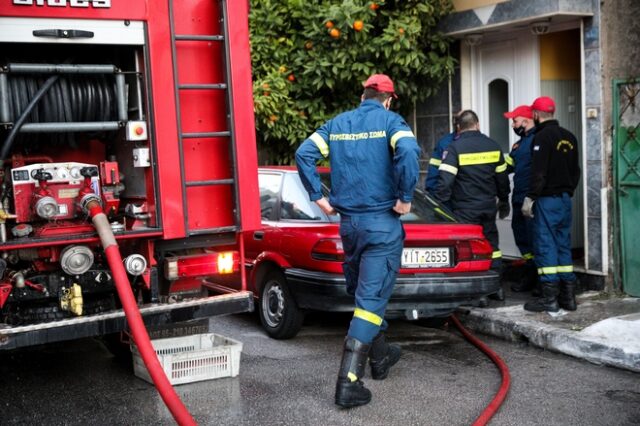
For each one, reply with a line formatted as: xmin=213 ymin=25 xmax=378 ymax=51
xmin=450 ymin=314 xmax=510 ymax=426
xmin=87 ymin=201 xmax=196 ymax=426
xmin=1 ymin=75 xmax=117 ymax=159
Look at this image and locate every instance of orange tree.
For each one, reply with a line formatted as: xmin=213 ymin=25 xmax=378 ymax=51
xmin=250 ymin=0 xmax=455 ymax=163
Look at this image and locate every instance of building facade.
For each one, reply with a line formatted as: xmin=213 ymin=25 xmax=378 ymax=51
xmin=415 ymin=0 xmax=640 ymax=293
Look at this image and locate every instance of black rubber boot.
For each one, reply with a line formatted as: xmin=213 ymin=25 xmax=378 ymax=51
xmin=558 ymin=280 xmax=577 ymax=311
xmin=524 ymin=281 xmax=560 ymax=312
xmin=335 ymin=337 xmax=372 ymax=408
xmin=511 ymin=263 xmax=537 ymax=292
xmin=369 ymin=332 xmax=401 ymax=380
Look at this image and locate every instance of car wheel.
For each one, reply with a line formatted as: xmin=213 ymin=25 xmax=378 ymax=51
xmin=259 ymin=270 xmax=304 ymax=339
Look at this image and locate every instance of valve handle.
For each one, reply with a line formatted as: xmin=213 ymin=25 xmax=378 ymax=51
xmin=32 ymin=169 xmax=53 ymax=181
xmin=80 ymin=167 xmax=98 ymax=178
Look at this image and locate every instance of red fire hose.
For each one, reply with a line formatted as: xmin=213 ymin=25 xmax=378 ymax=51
xmin=87 ymin=202 xmax=197 ymax=426
xmin=450 ymin=314 xmax=510 ymax=426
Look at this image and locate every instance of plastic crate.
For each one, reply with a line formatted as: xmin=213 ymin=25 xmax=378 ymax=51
xmin=131 ymin=333 xmax=243 ymax=385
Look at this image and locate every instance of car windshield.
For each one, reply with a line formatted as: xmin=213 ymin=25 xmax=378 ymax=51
xmin=319 ymin=172 xmax=456 ymax=224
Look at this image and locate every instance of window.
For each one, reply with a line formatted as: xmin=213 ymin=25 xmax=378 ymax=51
xmin=280 ymin=173 xmax=325 ymax=221
xmin=258 ymin=173 xmax=282 ymax=220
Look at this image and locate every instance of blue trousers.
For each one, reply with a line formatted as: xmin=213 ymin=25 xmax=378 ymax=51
xmin=511 ymin=201 xmax=534 ymax=260
xmin=340 ymin=211 xmax=404 ymax=344
xmin=533 ymin=194 xmax=577 ymax=283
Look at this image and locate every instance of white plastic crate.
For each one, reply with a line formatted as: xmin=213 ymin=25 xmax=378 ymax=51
xmin=131 ymin=333 xmax=243 ymax=385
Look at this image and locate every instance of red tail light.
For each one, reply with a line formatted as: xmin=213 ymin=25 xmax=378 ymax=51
xmin=311 ymin=239 xmax=344 ymax=262
xmin=164 ymin=251 xmax=239 ymax=280
xmin=456 ymin=239 xmax=492 ymax=261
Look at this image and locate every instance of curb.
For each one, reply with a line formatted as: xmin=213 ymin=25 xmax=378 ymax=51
xmin=457 ymin=305 xmax=640 ymax=373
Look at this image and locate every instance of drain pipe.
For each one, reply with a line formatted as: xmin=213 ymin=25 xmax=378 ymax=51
xmin=83 ymin=197 xmax=196 ymax=426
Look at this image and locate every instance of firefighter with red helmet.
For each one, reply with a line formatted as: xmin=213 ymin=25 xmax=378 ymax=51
xmin=295 ymin=74 xmax=420 ymax=408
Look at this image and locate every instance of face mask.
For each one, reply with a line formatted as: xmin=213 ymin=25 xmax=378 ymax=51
xmin=512 ymin=126 xmax=526 ymax=137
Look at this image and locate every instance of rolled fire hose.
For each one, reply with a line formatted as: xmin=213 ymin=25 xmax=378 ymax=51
xmin=86 ymin=201 xmax=197 ymax=426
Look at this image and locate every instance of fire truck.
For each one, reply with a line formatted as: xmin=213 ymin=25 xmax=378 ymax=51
xmin=0 ymin=0 xmax=260 ymax=351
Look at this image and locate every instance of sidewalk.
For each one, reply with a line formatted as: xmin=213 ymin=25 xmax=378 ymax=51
xmin=456 ymin=275 xmax=640 ymax=373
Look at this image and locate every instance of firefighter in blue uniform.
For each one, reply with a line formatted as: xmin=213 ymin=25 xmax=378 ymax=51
xmin=503 ymin=105 xmax=537 ymax=292
xmin=425 ymin=128 xmax=458 ymax=194
xmin=522 ymin=96 xmax=581 ymax=312
xmin=434 ymin=110 xmax=511 ymax=276
xmin=295 ymin=74 xmax=420 ymax=408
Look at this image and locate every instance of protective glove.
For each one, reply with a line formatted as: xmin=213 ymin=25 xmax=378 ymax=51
xmin=521 ymin=196 xmax=535 ymax=219
xmin=497 ymin=200 xmax=510 ymax=219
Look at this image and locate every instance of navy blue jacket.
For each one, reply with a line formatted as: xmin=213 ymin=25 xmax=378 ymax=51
xmin=505 ymin=128 xmax=535 ymax=204
xmin=295 ymin=99 xmax=421 ymax=215
xmin=435 ymin=130 xmax=510 ymax=212
xmin=425 ymin=131 xmax=458 ymax=193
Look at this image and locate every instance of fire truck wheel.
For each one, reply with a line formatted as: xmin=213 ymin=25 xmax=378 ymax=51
xmin=258 ymin=270 xmax=304 ymax=339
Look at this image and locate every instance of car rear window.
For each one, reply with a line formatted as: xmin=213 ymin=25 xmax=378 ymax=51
xmin=319 ymin=173 xmax=456 ymax=224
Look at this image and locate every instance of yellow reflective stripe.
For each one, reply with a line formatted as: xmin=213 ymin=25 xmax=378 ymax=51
xmin=523 ymin=253 xmax=534 ymax=260
xmin=538 ymin=266 xmax=558 ymax=275
xmin=504 ymin=154 xmax=514 ymax=166
xmin=492 ymin=250 xmax=502 ymax=259
xmin=309 ymin=132 xmax=329 ymax=158
xmin=557 ymin=265 xmax=574 ymax=273
xmin=353 ymin=307 xmax=383 ymax=326
xmin=495 ymin=163 xmax=507 ymax=173
xmin=435 ymin=207 xmax=457 ymax=222
xmin=429 ymin=158 xmax=442 ymax=166
xmin=347 ymin=372 xmax=358 ymax=382
xmin=390 ymin=130 xmax=415 ymax=151
xmin=458 ymin=151 xmax=501 ymax=166
xmin=439 ymin=163 xmax=458 ymax=175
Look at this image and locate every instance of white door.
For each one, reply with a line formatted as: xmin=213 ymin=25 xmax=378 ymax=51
xmin=471 ymin=32 xmax=539 ymax=258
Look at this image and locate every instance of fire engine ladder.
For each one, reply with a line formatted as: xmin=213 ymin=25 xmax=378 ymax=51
xmin=168 ymin=0 xmax=241 ymax=237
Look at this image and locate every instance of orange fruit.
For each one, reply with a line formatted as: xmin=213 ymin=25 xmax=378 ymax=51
xmin=269 ymin=115 xmax=278 ymax=122
xmin=353 ymin=20 xmax=364 ymax=32
xmin=325 ymin=21 xmax=334 ymax=29
xmin=278 ymin=65 xmax=287 ymax=73
xmin=398 ymin=27 xmax=405 ymax=34
xmin=287 ymin=74 xmax=295 ymax=82
xmin=262 ymin=83 xmax=269 ymax=89
xmin=304 ymin=41 xmax=313 ymax=50
xmin=370 ymin=3 xmax=379 ymax=10
xmin=263 ymin=91 xmax=270 ymax=97
xmin=329 ymin=28 xmax=340 ymax=38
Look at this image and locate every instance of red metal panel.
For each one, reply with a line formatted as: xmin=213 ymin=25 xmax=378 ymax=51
xmin=146 ymin=0 xmax=186 ymax=239
xmin=225 ymin=0 xmax=261 ymax=232
xmin=0 ymin=1 xmax=146 ymax=20
xmin=186 ymin=186 xmax=235 ymax=230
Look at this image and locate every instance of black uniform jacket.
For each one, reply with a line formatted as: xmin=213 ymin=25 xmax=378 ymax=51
xmin=528 ymin=120 xmax=580 ymax=199
xmin=435 ymin=130 xmax=510 ymax=212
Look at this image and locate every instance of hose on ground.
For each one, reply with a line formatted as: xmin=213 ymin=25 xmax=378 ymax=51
xmin=450 ymin=314 xmax=510 ymax=426
xmin=87 ymin=201 xmax=197 ymax=426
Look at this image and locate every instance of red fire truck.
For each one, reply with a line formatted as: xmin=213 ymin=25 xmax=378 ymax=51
xmin=0 ymin=0 xmax=260 ymax=351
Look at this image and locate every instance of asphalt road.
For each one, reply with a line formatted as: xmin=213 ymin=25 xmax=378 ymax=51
xmin=1 ymin=312 xmax=638 ymax=425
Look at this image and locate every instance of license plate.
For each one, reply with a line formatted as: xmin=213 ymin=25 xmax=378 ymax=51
xmin=401 ymin=247 xmax=451 ymax=268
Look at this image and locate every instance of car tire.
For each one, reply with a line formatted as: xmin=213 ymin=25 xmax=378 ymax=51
xmin=258 ymin=270 xmax=304 ymax=339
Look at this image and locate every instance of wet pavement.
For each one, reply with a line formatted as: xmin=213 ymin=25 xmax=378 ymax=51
xmin=458 ymin=268 xmax=640 ymax=373
xmin=1 ymin=312 xmax=639 ymax=425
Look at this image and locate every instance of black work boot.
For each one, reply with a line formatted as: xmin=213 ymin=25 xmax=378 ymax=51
xmin=511 ymin=263 xmax=537 ymax=292
xmin=369 ymin=332 xmax=401 ymax=380
xmin=335 ymin=337 xmax=372 ymax=408
xmin=524 ymin=281 xmax=560 ymax=312
xmin=558 ymin=280 xmax=577 ymax=311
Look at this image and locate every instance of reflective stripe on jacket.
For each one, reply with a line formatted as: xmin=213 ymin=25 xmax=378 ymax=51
xmin=434 ymin=130 xmax=510 ymax=212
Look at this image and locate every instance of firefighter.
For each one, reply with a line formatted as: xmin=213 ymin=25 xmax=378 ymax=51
xmin=522 ymin=96 xmax=581 ymax=312
xmin=503 ymin=105 xmax=537 ymax=292
xmin=424 ymin=114 xmax=460 ymax=194
xmin=295 ymin=74 xmax=420 ymax=408
xmin=434 ymin=110 xmax=511 ymax=278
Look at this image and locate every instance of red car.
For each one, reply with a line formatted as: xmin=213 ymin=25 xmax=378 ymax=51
xmin=238 ymin=167 xmax=500 ymax=339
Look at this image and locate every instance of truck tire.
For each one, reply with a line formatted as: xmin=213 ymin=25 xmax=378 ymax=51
xmin=258 ymin=270 xmax=304 ymax=339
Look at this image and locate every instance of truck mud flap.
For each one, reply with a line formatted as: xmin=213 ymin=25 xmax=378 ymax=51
xmin=0 ymin=291 xmax=253 ymax=351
